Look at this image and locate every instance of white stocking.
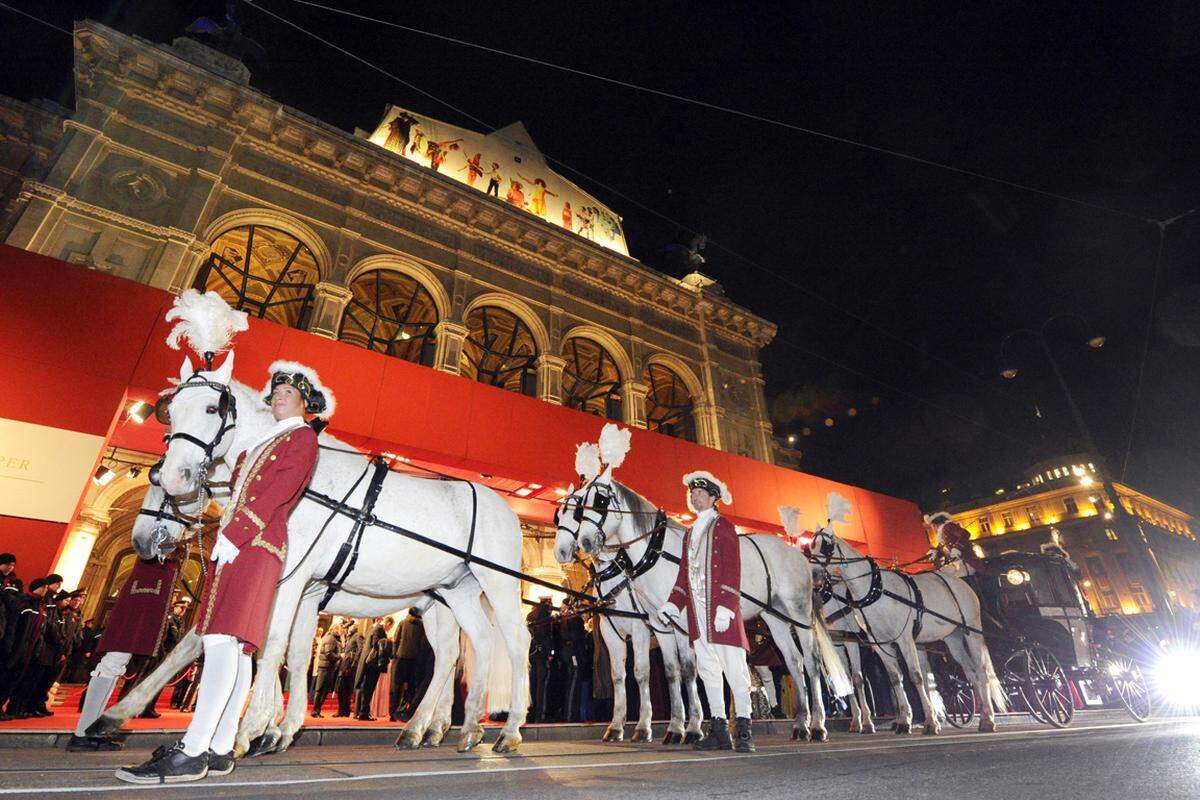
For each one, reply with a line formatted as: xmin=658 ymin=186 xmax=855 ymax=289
xmin=209 ymin=650 xmax=252 ymax=756
xmin=181 ymin=634 xmax=244 ymax=757
xmin=74 ymin=651 xmax=131 ymax=737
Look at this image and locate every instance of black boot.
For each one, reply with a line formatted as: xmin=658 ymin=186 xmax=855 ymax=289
xmin=694 ymin=718 xmax=732 ymax=751
xmin=734 ymin=717 xmax=756 ymax=752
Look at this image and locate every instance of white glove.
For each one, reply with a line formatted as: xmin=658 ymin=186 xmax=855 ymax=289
xmin=714 ymin=606 xmax=735 ymax=633
xmin=657 ymin=602 xmax=681 ymax=626
xmin=211 ymin=533 xmax=240 ymax=568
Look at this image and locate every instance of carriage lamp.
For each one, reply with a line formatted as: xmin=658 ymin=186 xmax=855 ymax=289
xmin=1005 ymin=569 xmax=1029 ymax=586
xmin=1154 ymin=647 xmax=1200 ymax=708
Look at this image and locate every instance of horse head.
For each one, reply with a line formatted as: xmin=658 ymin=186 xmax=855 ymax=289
xmin=131 ymin=483 xmax=204 ymax=561
xmin=155 ymin=352 xmax=238 ymax=496
xmin=554 ymin=473 xmax=625 ymax=560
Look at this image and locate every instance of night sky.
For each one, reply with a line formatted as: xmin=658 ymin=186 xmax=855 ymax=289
xmin=4 ymin=1 xmax=1199 ymax=512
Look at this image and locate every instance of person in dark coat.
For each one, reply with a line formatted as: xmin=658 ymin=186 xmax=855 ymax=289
xmin=353 ymin=617 xmax=394 ymax=720
xmin=558 ymin=609 xmax=591 ymax=722
xmin=527 ymin=599 xmax=556 ymax=723
xmin=388 ymin=610 xmax=428 ymax=721
xmin=0 ymin=554 xmax=23 ymax=717
xmin=3 ymin=574 xmax=62 ymax=718
xmin=335 ymin=621 xmax=363 ymax=717
xmin=311 ymin=623 xmax=342 ymax=717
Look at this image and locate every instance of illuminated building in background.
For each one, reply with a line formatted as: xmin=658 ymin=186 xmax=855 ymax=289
xmin=938 ymin=454 xmax=1199 ymax=615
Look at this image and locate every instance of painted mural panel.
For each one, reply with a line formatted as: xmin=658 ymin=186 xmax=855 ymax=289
xmin=365 ymin=106 xmax=629 ymax=256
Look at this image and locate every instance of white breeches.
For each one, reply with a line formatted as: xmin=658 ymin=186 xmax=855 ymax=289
xmin=693 ymin=636 xmax=751 ymax=720
xmin=75 ymin=651 xmax=133 ymax=736
xmin=181 ymin=634 xmax=252 ymax=757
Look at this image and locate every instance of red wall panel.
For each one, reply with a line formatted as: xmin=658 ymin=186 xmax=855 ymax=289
xmin=0 ymin=515 xmax=67 ymax=581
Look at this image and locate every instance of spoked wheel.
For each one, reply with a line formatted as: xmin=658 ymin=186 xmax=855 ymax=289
xmin=1025 ymin=646 xmax=1074 ymax=728
xmin=1107 ymin=657 xmax=1152 ymax=722
xmin=933 ymin=658 xmax=976 ymax=729
xmin=1002 ymin=649 xmax=1045 ymax=723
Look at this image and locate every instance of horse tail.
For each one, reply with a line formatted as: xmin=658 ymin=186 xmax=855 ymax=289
xmin=979 ymin=642 xmax=1008 ymax=712
xmin=811 ymin=609 xmax=853 ymax=697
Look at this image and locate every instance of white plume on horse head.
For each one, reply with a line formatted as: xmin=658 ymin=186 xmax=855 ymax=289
xmin=598 ymin=423 xmax=631 ymax=471
xmin=165 ymin=289 xmax=249 ymax=357
xmin=826 ymin=492 xmax=853 ymax=526
xmin=778 ymin=506 xmax=802 ymax=537
xmin=574 ymin=443 xmax=601 ymax=482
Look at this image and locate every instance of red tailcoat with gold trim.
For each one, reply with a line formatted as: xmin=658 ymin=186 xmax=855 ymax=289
xmin=196 ymin=424 xmax=318 ymax=653
xmin=669 ymin=514 xmax=749 ymax=650
xmin=96 ymin=557 xmax=181 ymax=657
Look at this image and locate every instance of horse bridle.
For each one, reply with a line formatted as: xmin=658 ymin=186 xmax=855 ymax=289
xmin=148 ymin=374 xmax=238 ymax=490
xmin=808 ymin=526 xmax=884 ymax=609
xmin=554 ymin=478 xmax=622 ymax=550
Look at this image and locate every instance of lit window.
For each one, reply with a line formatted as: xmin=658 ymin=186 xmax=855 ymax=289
xmin=1053 ymin=468 xmax=1062 ymax=479
xmin=978 ymin=518 xmax=992 ymax=535
xmin=1002 ymin=511 xmax=1015 ymax=527
xmin=1064 ymin=497 xmax=1079 ymax=515
xmin=1027 ymin=506 xmax=1042 ymax=525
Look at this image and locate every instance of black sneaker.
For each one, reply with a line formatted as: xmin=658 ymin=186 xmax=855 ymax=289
xmin=114 ymin=741 xmax=209 ymax=784
xmin=207 ymin=750 xmax=235 ymax=777
xmin=66 ymin=734 xmax=123 ymax=752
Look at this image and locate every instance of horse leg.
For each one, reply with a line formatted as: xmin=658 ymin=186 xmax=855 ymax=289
xmin=797 ymin=625 xmax=831 ymax=742
xmin=88 ymin=629 xmax=202 ymax=737
xmin=842 ymin=646 xmax=862 ymax=733
xmin=235 ymin=578 xmax=305 ymax=757
xmin=877 ymin=644 xmax=914 ymax=733
xmin=600 ymin=620 xmax=628 ymax=742
xmin=657 ymin=631 xmax=686 ymax=744
xmin=442 ymin=588 xmax=494 ymax=753
xmin=275 ymin=591 xmax=323 ymax=753
xmin=763 ymin=615 xmax=810 ymax=741
xmin=679 ymin=639 xmax=705 ymax=743
xmin=955 ymin=631 xmax=999 ymax=733
xmin=896 ymin=636 xmax=939 ymax=736
xmin=847 ymin=644 xmax=874 ymax=733
xmin=395 ymin=602 xmax=459 ymax=750
xmin=629 ymin=624 xmax=654 ymax=743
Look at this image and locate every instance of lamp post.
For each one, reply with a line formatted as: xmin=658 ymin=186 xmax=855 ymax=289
xmin=1000 ymin=314 xmax=1174 ymax=618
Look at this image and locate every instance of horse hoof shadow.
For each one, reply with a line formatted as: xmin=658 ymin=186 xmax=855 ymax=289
xmin=790 ymin=727 xmax=803 ymax=741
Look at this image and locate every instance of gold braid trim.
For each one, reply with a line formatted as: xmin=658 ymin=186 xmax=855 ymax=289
xmin=221 ymin=436 xmax=287 ymax=527
xmin=250 ymin=531 xmax=286 ymax=561
xmin=242 ymin=508 xmax=266 ymax=533
xmin=199 ymin=564 xmax=223 ymax=635
xmin=129 ymin=579 xmax=162 ymax=596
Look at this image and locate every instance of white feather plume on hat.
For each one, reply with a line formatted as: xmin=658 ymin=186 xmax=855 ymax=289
xmin=598 ymin=423 xmax=631 ymax=470
xmin=165 ymin=289 xmax=249 ymax=357
xmin=261 ymin=359 xmax=337 ymax=419
xmin=574 ymin=443 xmax=602 ymax=482
xmin=826 ymin=492 xmax=853 ymax=525
xmin=924 ymin=511 xmax=952 ymax=526
xmin=778 ymin=506 xmax=802 ymax=537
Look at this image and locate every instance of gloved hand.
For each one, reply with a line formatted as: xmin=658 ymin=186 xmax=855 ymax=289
xmin=210 ymin=533 xmax=240 ymax=568
xmin=657 ymin=602 xmax=681 ymax=626
xmin=714 ymin=606 xmax=735 ymax=633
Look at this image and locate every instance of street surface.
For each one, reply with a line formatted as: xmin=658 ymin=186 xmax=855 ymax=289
xmin=1 ymin=713 xmax=1196 ymax=799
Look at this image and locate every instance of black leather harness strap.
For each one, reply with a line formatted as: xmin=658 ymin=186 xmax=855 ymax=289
xmin=897 ymin=571 xmax=925 ymax=640
xmin=316 ymin=456 xmax=390 ymax=611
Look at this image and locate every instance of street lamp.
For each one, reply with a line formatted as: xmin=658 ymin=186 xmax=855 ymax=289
xmin=999 ymin=313 xmax=1173 ymax=618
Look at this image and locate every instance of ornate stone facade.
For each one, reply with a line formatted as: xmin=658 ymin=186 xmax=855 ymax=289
xmin=0 ymin=21 xmax=777 ymax=460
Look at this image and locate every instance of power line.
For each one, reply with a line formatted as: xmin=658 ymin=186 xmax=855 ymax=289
xmin=0 ymin=2 xmax=72 ymax=36
xmin=277 ymin=0 xmax=1150 ymax=224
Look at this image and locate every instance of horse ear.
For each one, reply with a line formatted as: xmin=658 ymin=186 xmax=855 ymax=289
xmin=212 ymin=351 xmax=235 ymax=383
xmin=179 ymin=355 xmax=194 ymax=382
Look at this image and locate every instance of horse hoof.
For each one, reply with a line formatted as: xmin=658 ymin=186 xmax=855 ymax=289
xmin=602 ymin=727 xmax=624 ymax=743
xmin=457 ymin=730 xmax=484 ymax=753
xmin=848 ymin=721 xmax=861 ymax=733
xmin=862 ymin=725 xmax=876 ymax=735
xmin=979 ymin=719 xmax=997 ymax=733
xmin=631 ymin=728 xmax=652 ymax=743
xmin=84 ymin=715 xmax=120 ymax=739
xmin=662 ymin=731 xmax=683 ymax=745
xmin=492 ymin=733 xmax=521 ymax=753
xmin=682 ymin=731 xmax=703 ymax=745
xmin=246 ymin=729 xmax=281 ymax=758
xmin=809 ymin=728 xmax=828 ymax=743
xmin=423 ymin=729 xmax=445 ymax=748
xmin=395 ymin=730 xmax=423 ymax=750
xmin=923 ymin=723 xmax=939 ymax=736
xmin=895 ymin=723 xmax=911 ymax=735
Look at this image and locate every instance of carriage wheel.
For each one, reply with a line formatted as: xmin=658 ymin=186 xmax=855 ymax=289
xmin=1026 ymin=646 xmax=1073 ymax=728
xmin=932 ymin=658 xmax=975 ymax=729
xmin=1002 ymin=649 xmax=1047 ymax=723
xmin=1107 ymin=657 xmax=1151 ymax=722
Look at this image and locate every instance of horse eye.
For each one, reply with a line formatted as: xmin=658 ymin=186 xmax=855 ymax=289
xmin=206 ymin=405 xmax=218 ymax=414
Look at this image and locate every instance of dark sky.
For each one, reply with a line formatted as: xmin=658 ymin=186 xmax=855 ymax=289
xmin=5 ymin=1 xmax=1200 ymax=511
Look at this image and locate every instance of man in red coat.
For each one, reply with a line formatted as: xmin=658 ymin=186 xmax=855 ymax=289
xmin=925 ymin=511 xmax=985 ymax=576
xmin=69 ymin=555 xmax=182 ymax=751
xmin=658 ymin=471 xmax=754 ymax=753
xmin=117 ymin=361 xmax=329 ymax=785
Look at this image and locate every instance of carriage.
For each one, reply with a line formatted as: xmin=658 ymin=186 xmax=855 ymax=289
xmin=929 ymin=551 xmax=1152 ymax=729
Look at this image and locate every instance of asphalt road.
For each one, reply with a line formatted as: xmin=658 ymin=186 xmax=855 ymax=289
xmin=2 ymin=715 xmax=1197 ymax=799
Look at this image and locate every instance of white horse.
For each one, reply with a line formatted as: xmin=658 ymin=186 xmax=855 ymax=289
xmin=92 ymin=476 xmax=484 ymax=753
xmin=556 ymin=477 xmax=852 ymax=741
xmin=567 ymin=532 xmax=705 ymax=744
xmin=807 ymin=511 xmax=1006 ymax=734
xmin=137 ymin=353 xmax=530 ymax=753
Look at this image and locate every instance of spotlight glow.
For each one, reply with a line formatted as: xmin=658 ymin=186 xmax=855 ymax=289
xmin=1155 ymin=648 xmax=1200 ymax=708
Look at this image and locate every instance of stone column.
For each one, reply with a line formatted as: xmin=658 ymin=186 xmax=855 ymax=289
xmin=536 ymin=354 xmax=567 ymax=405
xmin=693 ymin=400 xmax=723 ymax=450
xmin=622 ymin=380 xmax=649 ymax=429
xmin=307 ymin=282 xmax=354 ymax=339
xmin=433 ymin=320 xmax=470 ymax=375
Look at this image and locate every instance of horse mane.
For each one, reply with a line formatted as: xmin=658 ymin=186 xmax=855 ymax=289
xmin=610 ymin=480 xmax=686 ymax=538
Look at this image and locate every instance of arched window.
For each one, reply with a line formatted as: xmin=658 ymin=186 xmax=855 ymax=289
xmin=644 ymin=362 xmax=696 ymax=441
xmin=195 ymin=225 xmax=320 ymax=329
xmin=339 ymin=269 xmax=438 ymax=366
xmin=460 ymin=306 xmax=539 ymax=395
xmin=562 ymin=337 xmax=622 ymax=419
